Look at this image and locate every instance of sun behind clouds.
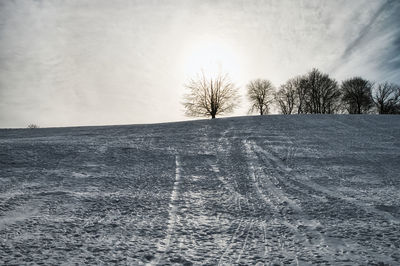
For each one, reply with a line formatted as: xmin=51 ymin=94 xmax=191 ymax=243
xmin=182 ymin=38 xmax=242 ymax=80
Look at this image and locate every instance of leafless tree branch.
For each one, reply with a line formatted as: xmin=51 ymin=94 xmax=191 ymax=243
xmin=183 ymin=72 xmax=240 ymax=119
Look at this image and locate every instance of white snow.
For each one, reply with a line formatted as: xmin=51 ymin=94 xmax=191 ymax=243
xmin=0 ymin=115 xmax=399 ymax=265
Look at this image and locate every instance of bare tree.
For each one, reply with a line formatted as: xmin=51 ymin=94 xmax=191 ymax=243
xmin=247 ymin=79 xmax=275 ymax=115
xmin=295 ymin=77 xmax=309 ymax=114
xmin=183 ymin=72 xmax=239 ymax=119
xmin=340 ymin=77 xmax=373 ymax=114
xmin=275 ymin=78 xmax=299 ymax=114
xmin=373 ymin=82 xmax=400 ymax=114
xmin=300 ymin=68 xmax=341 ymax=114
xmin=27 ymin=124 xmax=39 ymax=129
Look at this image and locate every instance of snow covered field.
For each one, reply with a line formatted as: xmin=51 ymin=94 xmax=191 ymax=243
xmin=1 ymin=115 xmax=399 ymax=265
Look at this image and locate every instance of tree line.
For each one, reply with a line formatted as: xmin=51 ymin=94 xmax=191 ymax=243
xmin=183 ymin=68 xmax=400 ymax=118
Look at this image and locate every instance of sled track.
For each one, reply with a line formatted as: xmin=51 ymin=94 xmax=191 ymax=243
xmin=147 ymin=155 xmax=181 ymax=266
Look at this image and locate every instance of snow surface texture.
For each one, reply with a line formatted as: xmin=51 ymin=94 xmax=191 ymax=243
xmin=1 ymin=115 xmax=399 ymax=265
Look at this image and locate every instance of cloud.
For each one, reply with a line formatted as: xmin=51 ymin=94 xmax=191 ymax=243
xmin=329 ymin=0 xmax=400 ymax=83
xmin=0 ymin=0 xmax=399 ymax=127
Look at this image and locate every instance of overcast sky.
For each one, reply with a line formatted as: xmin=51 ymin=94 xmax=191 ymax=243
xmin=1 ymin=0 xmax=399 ymax=128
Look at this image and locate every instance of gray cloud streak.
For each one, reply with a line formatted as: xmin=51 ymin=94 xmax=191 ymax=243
xmin=330 ymin=0 xmax=400 ymax=83
xmin=340 ymin=0 xmax=393 ymax=60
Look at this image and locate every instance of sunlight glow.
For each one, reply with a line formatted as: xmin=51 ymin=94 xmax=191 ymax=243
xmin=182 ymin=38 xmax=242 ymax=81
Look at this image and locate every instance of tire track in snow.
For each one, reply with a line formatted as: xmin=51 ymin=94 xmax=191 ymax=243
xmin=300 ymin=179 xmax=400 ymax=224
xmin=209 ymin=160 xmax=251 ymax=265
xmin=236 ymin=220 xmax=253 ymax=264
xmin=243 ymin=139 xmax=330 ymax=262
xmin=147 ymin=155 xmax=181 ymax=266
xmin=217 ymin=218 xmax=244 ymax=265
xmin=210 ymin=132 xmax=255 ymax=264
xmin=208 ymin=160 xmax=246 ymax=204
xmin=243 ymin=140 xmax=301 ymax=213
xmin=244 ymin=138 xmax=395 ymax=263
xmin=253 ymin=139 xmax=400 ymax=224
xmin=211 ymin=127 xmax=249 ymax=214
xmin=244 ymin=139 xmax=329 ymax=224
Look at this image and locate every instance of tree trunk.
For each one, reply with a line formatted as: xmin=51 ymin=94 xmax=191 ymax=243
xmin=211 ymin=114 xmax=216 ymax=119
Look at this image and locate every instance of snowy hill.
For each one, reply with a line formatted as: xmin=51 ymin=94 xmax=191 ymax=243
xmin=1 ymin=115 xmax=400 ymax=265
